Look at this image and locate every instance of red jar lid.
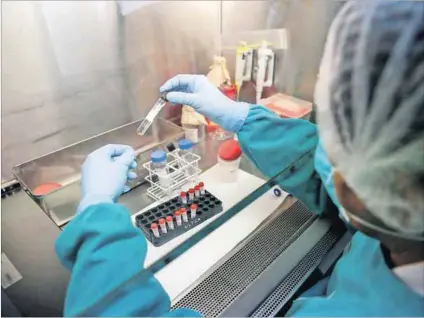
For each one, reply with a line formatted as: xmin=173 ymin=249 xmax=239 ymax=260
xmin=218 ymin=140 xmax=242 ymax=161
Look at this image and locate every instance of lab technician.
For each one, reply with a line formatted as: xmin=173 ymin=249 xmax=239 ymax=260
xmin=55 ymin=1 xmax=424 ymax=316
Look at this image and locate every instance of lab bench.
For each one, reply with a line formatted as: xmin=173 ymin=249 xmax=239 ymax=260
xmin=2 ymin=131 xmax=349 ymax=317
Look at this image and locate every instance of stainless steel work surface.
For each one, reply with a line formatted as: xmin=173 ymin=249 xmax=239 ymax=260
xmin=12 ymin=118 xmax=185 ymax=226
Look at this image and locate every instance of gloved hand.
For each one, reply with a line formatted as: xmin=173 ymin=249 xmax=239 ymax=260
xmin=160 ymin=74 xmax=250 ymax=132
xmin=77 ymin=144 xmax=137 ymax=214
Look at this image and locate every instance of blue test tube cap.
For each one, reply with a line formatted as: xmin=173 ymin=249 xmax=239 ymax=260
xmin=151 ymin=150 xmax=167 ymax=163
xmin=178 ymin=139 xmax=193 ymax=150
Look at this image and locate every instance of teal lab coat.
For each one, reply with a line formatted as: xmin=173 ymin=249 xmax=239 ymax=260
xmin=55 ymin=105 xmax=424 ymax=316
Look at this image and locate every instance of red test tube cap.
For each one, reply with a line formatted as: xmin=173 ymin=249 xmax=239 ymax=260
xmin=191 ymin=204 xmax=197 ymax=209
xmin=158 ymin=218 xmax=165 ymax=224
xmin=180 ymin=207 xmax=187 ymax=213
xmin=166 ymin=216 xmax=173 ymax=222
xmin=150 ymin=223 xmax=158 ymax=229
xmin=198 ymin=182 xmax=204 ymax=187
xmin=180 ymin=191 xmax=186 ymax=197
xmin=175 ymin=210 xmax=181 ymax=216
xmin=189 ymin=188 xmax=195 ymax=193
xmin=194 ymin=185 xmax=200 ymax=190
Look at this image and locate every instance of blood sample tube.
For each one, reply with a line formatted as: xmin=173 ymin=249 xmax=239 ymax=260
xmin=166 ymin=215 xmax=174 ymax=230
xmin=151 ymin=223 xmax=160 ymax=238
xmin=199 ymin=182 xmax=205 ymax=195
xmin=180 ymin=207 xmax=188 ymax=222
xmin=180 ymin=191 xmax=187 ymax=204
xmin=188 ymin=188 xmax=195 ymax=201
xmin=194 ymin=186 xmax=200 ymax=198
xmin=175 ymin=210 xmax=182 ymax=226
xmin=190 ymin=204 xmax=197 ymax=218
xmin=158 ymin=218 xmax=167 ymax=234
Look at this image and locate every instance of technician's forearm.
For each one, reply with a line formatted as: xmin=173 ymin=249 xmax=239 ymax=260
xmin=55 ymin=203 xmax=172 ymax=316
xmin=237 ymin=105 xmax=326 ymax=213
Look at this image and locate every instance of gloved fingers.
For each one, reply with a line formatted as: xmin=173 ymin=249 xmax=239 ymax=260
xmin=127 ymin=171 xmax=137 ymax=180
xmin=130 ymin=160 xmax=137 ymax=169
xmin=95 ymin=144 xmax=134 ymax=159
xmin=123 ymin=185 xmax=131 ymax=193
xmin=115 ymin=148 xmax=136 ymax=167
xmin=160 ymin=74 xmax=204 ymax=93
xmin=166 ymin=92 xmax=201 ymax=109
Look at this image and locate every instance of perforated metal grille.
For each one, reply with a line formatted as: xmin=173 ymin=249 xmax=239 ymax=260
xmin=252 ymin=231 xmax=338 ymax=317
xmin=171 ymin=201 xmax=316 ymax=316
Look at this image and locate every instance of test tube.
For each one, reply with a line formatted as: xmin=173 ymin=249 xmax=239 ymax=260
xmin=136 ymin=96 xmax=167 ymax=136
xmin=166 ymin=216 xmax=175 ymax=230
xmin=199 ymin=182 xmax=205 ymax=195
xmin=180 ymin=191 xmax=187 ymax=204
xmin=158 ymin=218 xmax=167 ymax=234
xmin=194 ymin=186 xmax=200 ymax=198
xmin=190 ymin=204 xmax=197 ymax=219
xmin=180 ymin=207 xmax=189 ymax=223
xmin=151 ymin=223 xmax=160 ymax=238
xmin=188 ymin=188 xmax=195 ymax=201
xmin=175 ymin=210 xmax=182 ymax=226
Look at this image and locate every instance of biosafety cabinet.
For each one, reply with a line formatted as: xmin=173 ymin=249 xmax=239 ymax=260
xmin=9 ymin=116 xmax=349 ymax=316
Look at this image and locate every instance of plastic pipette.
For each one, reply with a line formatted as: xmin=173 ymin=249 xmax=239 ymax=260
xmin=136 ymin=93 xmax=168 ymax=135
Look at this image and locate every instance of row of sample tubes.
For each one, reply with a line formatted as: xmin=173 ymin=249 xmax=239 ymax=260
xmin=150 ymin=182 xmax=206 ymax=238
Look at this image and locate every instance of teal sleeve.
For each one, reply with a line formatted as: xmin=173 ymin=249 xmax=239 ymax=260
xmin=237 ymin=105 xmax=328 ymax=214
xmin=55 ymin=203 xmax=200 ymax=317
xmin=314 ymin=141 xmax=340 ymax=207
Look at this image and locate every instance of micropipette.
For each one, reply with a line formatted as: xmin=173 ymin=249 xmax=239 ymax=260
xmin=136 ymin=93 xmax=168 ymax=136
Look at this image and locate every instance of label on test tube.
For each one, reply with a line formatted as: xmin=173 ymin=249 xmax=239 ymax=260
xmin=158 ymin=218 xmax=167 ymax=234
xmin=194 ymin=186 xmax=200 ymax=198
xmin=199 ymin=182 xmax=205 ymax=195
xmin=175 ymin=210 xmax=182 ymax=226
xmin=180 ymin=207 xmax=189 ymax=223
xmin=190 ymin=204 xmax=197 ymax=219
xmin=151 ymin=223 xmax=160 ymax=238
xmin=180 ymin=191 xmax=187 ymax=204
xmin=166 ymin=216 xmax=175 ymax=230
xmin=188 ymin=188 xmax=195 ymax=201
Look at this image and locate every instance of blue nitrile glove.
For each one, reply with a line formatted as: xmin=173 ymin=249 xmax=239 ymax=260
xmin=160 ymin=74 xmax=250 ymax=132
xmin=77 ymin=144 xmax=137 ymax=214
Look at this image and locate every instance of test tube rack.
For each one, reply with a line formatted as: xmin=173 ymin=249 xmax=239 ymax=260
xmin=135 ymin=190 xmax=223 ymax=247
xmin=143 ymin=151 xmax=201 ymax=201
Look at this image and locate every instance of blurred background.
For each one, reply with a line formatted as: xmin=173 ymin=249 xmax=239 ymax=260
xmin=2 ymin=0 xmax=343 ymax=182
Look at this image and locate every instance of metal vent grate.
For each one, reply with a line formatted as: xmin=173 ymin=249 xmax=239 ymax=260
xmin=252 ymin=231 xmax=338 ymax=317
xmin=171 ymin=201 xmax=316 ymax=316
